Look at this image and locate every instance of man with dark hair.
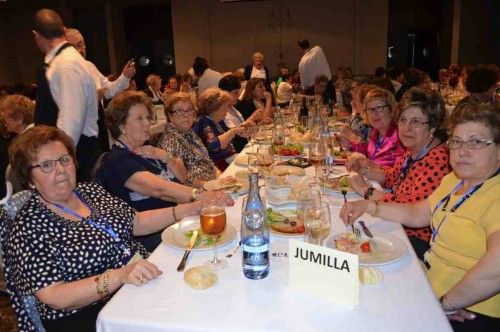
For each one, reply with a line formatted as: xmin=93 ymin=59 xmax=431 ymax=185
xmin=374 ymin=66 xmax=386 ymax=78
xmin=389 ymin=67 xmax=404 ymax=93
xmin=32 ymin=9 xmax=100 ymax=182
xmin=304 ymin=74 xmax=333 ymax=104
xmin=297 ymin=37 xmax=331 ymax=90
xmin=193 ymin=56 xmax=222 ymax=94
xmin=66 ymin=28 xmax=135 ymax=151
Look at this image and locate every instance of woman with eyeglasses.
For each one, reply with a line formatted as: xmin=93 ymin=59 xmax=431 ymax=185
xmin=345 ymin=87 xmax=405 ymax=167
xmin=341 ymin=102 xmax=500 ymax=331
xmin=193 ymin=87 xmax=247 ymax=171
xmin=157 ymin=92 xmax=221 ymax=188
xmin=96 ymin=91 xmax=233 ymax=251
xmin=347 ymin=88 xmax=451 ymax=257
xmin=3 ymin=125 xmax=229 ymax=331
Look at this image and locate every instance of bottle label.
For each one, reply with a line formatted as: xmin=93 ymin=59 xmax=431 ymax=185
xmin=242 ymin=243 xmax=269 ymax=253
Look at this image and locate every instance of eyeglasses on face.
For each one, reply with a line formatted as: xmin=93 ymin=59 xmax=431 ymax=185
xmin=366 ymin=104 xmax=388 ymax=115
xmin=447 ymin=138 xmax=494 ymax=150
xmin=398 ymin=117 xmax=430 ymax=129
xmin=170 ymin=108 xmax=195 ymax=117
xmin=30 ymin=154 xmax=73 ymax=173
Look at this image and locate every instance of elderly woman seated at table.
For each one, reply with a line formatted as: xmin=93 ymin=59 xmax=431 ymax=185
xmin=96 ymin=91 xmax=232 ymax=251
xmin=341 ymin=102 xmax=500 ymax=331
xmin=235 ymin=78 xmax=273 ymax=121
xmin=193 ymin=87 xmax=247 ymax=171
xmin=344 ymin=87 xmax=406 ymax=167
xmin=304 ymin=74 xmax=335 ymax=105
xmin=157 ymin=92 xmax=220 ymax=188
xmin=3 ymin=125 xmax=226 ymax=331
xmin=347 ymin=88 xmax=451 ymax=257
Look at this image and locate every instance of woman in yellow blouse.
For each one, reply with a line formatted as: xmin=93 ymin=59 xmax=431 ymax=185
xmin=340 ymin=102 xmax=500 ymax=331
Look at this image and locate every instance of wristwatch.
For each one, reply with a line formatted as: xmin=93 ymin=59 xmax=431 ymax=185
xmin=364 ymin=187 xmax=375 ymax=200
xmin=190 ymin=188 xmax=202 ymax=202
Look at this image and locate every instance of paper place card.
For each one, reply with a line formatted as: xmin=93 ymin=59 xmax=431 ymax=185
xmin=288 ymin=239 xmax=359 ymax=306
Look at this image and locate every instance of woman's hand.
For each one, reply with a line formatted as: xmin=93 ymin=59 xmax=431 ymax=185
xmin=339 ymin=200 xmax=374 ymax=226
xmin=444 ymin=309 xmax=476 ymax=323
xmin=230 ymin=126 xmax=246 ymax=137
xmin=263 ymin=91 xmax=272 ymax=102
xmin=349 ymin=174 xmax=370 ymax=196
xmin=118 ymin=259 xmax=162 ymax=286
xmin=198 ymin=190 xmax=235 ymax=207
xmin=346 ymin=156 xmax=371 ymax=173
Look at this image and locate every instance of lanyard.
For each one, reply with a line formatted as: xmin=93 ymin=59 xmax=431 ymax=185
xmin=205 ymin=115 xmax=235 ymax=151
xmin=370 ymin=135 xmax=384 ymax=161
xmin=116 ymin=139 xmax=168 ymax=174
xmin=430 ymin=168 xmax=500 ymax=243
xmin=46 ymin=190 xmax=131 ymax=257
xmin=184 ymin=132 xmax=210 ymax=158
xmin=392 ymin=139 xmax=434 ymax=192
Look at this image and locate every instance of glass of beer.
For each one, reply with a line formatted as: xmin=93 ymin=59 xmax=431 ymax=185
xmin=200 ymin=200 xmax=227 ymax=270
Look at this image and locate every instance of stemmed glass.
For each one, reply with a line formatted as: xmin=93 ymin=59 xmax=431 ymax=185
xmin=257 ymin=146 xmax=274 ymax=171
xmin=200 ymin=200 xmax=227 ymax=270
xmin=304 ymin=202 xmax=331 ymax=246
xmin=308 ymin=142 xmax=326 ymax=184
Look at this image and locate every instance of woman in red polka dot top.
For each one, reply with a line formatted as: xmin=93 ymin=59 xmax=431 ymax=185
xmin=348 ymin=87 xmax=451 ymax=257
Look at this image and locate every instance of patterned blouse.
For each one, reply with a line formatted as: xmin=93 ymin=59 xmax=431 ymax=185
xmin=157 ymin=123 xmax=218 ymax=185
xmin=381 ymin=144 xmax=451 ymax=242
xmin=3 ymin=182 xmax=148 ymax=330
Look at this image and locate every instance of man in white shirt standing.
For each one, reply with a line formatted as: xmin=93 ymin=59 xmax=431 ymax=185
xmin=32 ymin=9 xmax=99 ymax=181
xmin=297 ymin=38 xmax=332 ymax=89
xmin=66 ymin=28 xmax=135 ymax=151
xmin=193 ymin=56 xmax=222 ymax=95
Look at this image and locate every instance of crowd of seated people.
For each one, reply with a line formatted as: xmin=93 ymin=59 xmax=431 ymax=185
xmin=1 ymin=21 xmax=499 ymax=331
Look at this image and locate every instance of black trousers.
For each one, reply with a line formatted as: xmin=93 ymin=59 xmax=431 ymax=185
xmin=76 ymin=135 xmax=102 ymax=183
xmin=450 ymin=311 xmax=500 ymax=332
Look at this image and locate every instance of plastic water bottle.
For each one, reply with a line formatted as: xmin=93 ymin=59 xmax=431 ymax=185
xmin=241 ymin=173 xmax=270 ymax=279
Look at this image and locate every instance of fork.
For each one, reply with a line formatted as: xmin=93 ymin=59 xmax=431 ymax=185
xmin=225 ymin=241 xmax=241 ymax=258
xmin=353 ymin=227 xmax=361 ymax=241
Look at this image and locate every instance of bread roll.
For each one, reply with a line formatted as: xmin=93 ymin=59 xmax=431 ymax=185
xmin=184 ymin=266 xmax=217 ymax=290
xmin=359 ymin=267 xmax=384 ymax=285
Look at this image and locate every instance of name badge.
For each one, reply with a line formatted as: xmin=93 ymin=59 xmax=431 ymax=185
xmin=126 ymin=251 xmax=143 ymax=266
xmin=288 ymin=239 xmax=359 ymax=306
xmin=129 ymin=191 xmax=150 ymax=202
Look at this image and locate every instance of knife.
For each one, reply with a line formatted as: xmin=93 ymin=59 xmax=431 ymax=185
xmin=358 ymin=220 xmax=373 ymax=238
xmin=177 ymin=230 xmax=198 ymax=272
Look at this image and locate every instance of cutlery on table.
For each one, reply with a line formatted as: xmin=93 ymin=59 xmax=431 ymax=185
xmin=341 ymin=189 xmax=348 ymax=203
xmin=177 ymin=230 xmax=198 ymax=272
xmin=358 ymin=220 xmax=373 ymax=238
xmin=225 ymin=241 xmax=241 ymax=258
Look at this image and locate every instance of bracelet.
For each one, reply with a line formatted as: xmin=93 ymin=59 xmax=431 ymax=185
xmin=101 ymin=270 xmax=111 ymax=300
xmin=95 ymin=275 xmax=104 ymax=299
xmin=190 ymin=188 xmax=201 ymax=202
xmin=172 ymin=206 xmax=179 ymax=222
xmin=371 ymin=200 xmax=380 ymax=217
xmin=364 ymin=187 xmax=375 ymax=200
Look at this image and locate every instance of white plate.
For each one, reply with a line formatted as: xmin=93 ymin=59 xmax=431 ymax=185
xmin=161 ymin=216 xmax=237 ymax=251
xmin=275 ymin=154 xmax=306 ymax=161
xmin=267 ymin=208 xmax=305 ymax=238
xmin=326 ymin=233 xmax=407 ymax=266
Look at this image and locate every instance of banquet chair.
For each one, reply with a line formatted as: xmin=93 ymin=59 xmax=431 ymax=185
xmin=0 ymin=186 xmax=45 ymax=331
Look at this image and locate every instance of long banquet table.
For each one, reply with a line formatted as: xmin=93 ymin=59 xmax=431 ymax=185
xmin=97 ymin=143 xmax=452 ymax=332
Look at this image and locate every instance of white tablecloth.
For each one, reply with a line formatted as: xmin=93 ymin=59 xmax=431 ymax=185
xmin=97 ymin=145 xmax=452 ymax=332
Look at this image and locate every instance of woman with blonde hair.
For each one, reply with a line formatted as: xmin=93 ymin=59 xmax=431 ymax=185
xmin=346 ymin=87 xmax=405 ymax=167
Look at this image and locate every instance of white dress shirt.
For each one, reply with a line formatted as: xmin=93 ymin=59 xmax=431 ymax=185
xmin=224 ymin=106 xmax=245 ymax=128
xmin=197 ymin=68 xmax=223 ymax=95
xmin=85 ymin=61 xmax=129 ymax=99
xmin=45 ymin=42 xmax=99 ymax=144
xmin=298 ymin=45 xmax=332 ymax=89
xmin=250 ymin=66 xmax=267 ymax=79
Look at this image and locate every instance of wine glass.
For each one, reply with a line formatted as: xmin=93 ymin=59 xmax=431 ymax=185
xmin=308 ymin=142 xmax=326 ymax=184
xmin=257 ymin=146 xmax=274 ymax=171
xmin=304 ymin=202 xmax=331 ymax=246
xmin=200 ymin=200 xmax=227 ymax=270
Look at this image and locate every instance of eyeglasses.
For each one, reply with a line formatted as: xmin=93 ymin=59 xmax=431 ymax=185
xmin=30 ymin=154 xmax=73 ymax=173
xmin=170 ymin=108 xmax=195 ymax=117
xmin=398 ymin=117 xmax=430 ymax=129
xmin=366 ymin=104 xmax=388 ymax=115
xmin=447 ymin=138 xmax=494 ymax=150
